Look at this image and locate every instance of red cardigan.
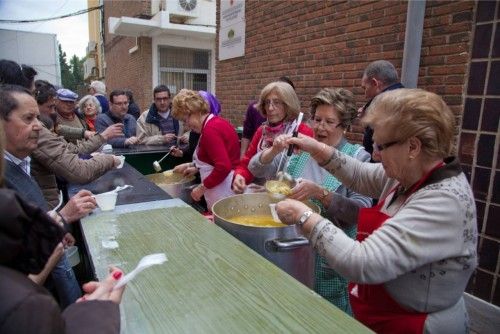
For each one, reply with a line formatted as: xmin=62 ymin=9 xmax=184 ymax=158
xmin=234 ymin=123 xmax=314 ymax=183
xmin=197 ymin=116 xmax=240 ymax=189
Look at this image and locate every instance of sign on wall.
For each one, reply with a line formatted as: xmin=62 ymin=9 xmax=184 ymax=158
xmin=219 ymin=0 xmax=245 ymax=61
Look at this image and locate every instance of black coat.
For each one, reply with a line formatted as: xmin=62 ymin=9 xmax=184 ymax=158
xmin=0 ymin=189 xmax=120 ymax=333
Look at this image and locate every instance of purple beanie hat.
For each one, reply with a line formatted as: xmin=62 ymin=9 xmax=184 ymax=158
xmin=198 ymin=90 xmax=221 ymax=116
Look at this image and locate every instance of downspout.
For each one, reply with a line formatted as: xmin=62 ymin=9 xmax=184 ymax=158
xmin=401 ymin=0 xmax=426 ymax=88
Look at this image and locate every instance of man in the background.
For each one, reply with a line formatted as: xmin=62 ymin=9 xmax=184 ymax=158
xmin=89 ymin=80 xmax=109 ymax=114
xmin=136 ymin=85 xmax=180 ymax=146
xmin=55 ymin=88 xmax=93 ymax=143
xmin=359 ymin=60 xmax=404 ymax=158
xmin=96 ymin=89 xmax=138 ymax=148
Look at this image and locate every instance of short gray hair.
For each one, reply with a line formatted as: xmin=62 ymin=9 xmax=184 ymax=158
xmin=78 ymin=94 xmax=102 ymax=114
xmin=363 ymin=60 xmax=399 ymax=86
xmin=90 ymin=80 xmax=106 ymax=95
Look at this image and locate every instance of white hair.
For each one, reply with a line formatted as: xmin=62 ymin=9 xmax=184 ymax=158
xmin=78 ymin=94 xmax=102 ymax=114
xmin=90 ymin=80 xmax=106 ymax=95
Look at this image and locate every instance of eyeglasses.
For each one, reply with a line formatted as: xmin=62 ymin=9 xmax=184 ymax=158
xmin=264 ymin=99 xmax=285 ymax=109
xmin=112 ymin=101 xmax=129 ymax=107
xmin=373 ymin=140 xmax=402 ymax=152
xmin=154 ymin=97 xmax=170 ymax=102
xmin=312 ymin=117 xmax=342 ymax=128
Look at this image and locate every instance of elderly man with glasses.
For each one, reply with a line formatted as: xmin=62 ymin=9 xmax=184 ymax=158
xmin=95 ymin=89 xmax=138 ymax=148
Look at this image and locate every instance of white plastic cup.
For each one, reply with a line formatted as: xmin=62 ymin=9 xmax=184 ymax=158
xmin=65 ymin=246 xmax=80 ymax=267
xmin=94 ymin=192 xmax=118 ymax=211
xmin=102 ymin=144 xmax=112 ymax=153
xmin=117 ymin=155 xmax=125 ymax=169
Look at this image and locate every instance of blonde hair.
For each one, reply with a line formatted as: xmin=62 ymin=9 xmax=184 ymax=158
xmin=171 ymin=89 xmax=209 ymax=120
xmin=257 ymin=81 xmax=301 ymax=122
xmin=363 ymin=88 xmax=455 ymax=158
xmin=310 ymin=88 xmax=357 ymax=129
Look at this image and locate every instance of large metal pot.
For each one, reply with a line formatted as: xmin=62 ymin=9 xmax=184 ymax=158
xmin=212 ymin=193 xmax=319 ymax=288
xmin=146 ymin=171 xmax=196 ymax=204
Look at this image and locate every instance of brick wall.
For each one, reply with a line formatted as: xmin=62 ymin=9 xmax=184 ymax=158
xmin=103 ymin=0 xmax=153 ymax=111
xmin=216 ymin=0 xmax=473 ymax=145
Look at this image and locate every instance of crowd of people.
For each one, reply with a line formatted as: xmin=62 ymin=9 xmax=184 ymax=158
xmin=0 ymin=57 xmax=477 ymax=333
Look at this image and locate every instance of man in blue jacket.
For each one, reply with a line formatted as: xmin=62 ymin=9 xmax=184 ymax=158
xmin=95 ymin=89 xmax=138 ymax=148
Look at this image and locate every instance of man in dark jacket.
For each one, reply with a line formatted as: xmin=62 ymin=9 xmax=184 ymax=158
xmin=359 ymin=60 xmax=404 ymax=159
xmin=0 ymin=84 xmax=103 ymax=308
xmin=95 ymin=89 xmax=138 ymax=148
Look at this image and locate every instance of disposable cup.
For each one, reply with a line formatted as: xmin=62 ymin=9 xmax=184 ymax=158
xmin=65 ymin=246 xmax=80 ymax=267
xmin=117 ymin=155 xmax=125 ymax=169
xmin=94 ymin=192 xmax=118 ymax=211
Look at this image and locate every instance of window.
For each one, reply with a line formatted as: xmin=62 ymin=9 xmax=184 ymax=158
xmin=158 ymin=47 xmax=210 ymax=94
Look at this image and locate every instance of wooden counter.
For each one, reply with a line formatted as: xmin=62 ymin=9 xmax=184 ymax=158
xmin=80 ymin=199 xmax=372 ymax=333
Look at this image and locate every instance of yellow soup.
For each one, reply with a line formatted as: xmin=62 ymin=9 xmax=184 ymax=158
xmin=229 ymin=215 xmax=286 ymax=228
xmin=265 ymin=180 xmax=292 ymax=196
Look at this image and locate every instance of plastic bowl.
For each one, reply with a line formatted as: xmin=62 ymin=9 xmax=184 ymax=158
xmin=65 ymin=246 xmax=80 ymax=267
xmin=94 ymin=191 xmax=118 ymax=211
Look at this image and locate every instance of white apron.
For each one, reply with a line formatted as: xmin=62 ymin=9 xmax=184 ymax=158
xmin=193 ymin=114 xmax=235 ymax=211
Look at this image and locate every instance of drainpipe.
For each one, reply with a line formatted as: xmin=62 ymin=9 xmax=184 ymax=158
xmin=401 ymin=0 xmax=426 ymax=88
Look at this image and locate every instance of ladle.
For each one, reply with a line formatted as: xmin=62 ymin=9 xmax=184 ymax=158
xmin=153 ymin=148 xmax=174 ymax=172
xmin=276 ymin=112 xmax=304 ymax=181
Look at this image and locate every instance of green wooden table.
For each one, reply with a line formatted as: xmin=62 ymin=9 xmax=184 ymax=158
xmin=81 ymin=199 xmax=372 ymax=333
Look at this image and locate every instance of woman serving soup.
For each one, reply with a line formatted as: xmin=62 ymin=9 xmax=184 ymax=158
xmin=172 ymin=89 xmax=239 ymax=210
xmin=249 ymin=88 xmax=371 ymax=313
xmin=275 ymin=88 xmax=477 ymax=333
xmin=232 ymin=81 xmax=313 ymax=193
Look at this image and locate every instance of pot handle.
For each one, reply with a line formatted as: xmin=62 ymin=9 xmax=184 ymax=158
xmin=267 ymin=237 xmax=309 ymax=252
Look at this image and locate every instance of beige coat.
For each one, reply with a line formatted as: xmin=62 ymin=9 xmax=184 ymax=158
xmin=31 ymin=126 xmax=115 ymax=208
xmin=136 ymin=109 xmax=168 ymax=145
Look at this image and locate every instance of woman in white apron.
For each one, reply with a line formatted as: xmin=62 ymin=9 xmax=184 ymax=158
xmin=172 ymin=89 xmax=240 ymax=211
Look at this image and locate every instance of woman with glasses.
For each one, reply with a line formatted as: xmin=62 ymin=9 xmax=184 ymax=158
xmin=274 ymin=88 xmax=477 ymax=333
xmin=249 ymin=88 xmax=371 ymax=313
xmin=78 ymin=95 xmax=102 ymax=132
xmin=232 ymin=81 xmax=313 ymax=193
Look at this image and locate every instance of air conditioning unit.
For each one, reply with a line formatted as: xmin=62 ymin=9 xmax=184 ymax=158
xmin=86 ymin=41 xmax=97 ymax=55
xmin=165 ymin=0 xmax=200 ymax=18
xmin=83 ymin=57 xmax=97 ymax=80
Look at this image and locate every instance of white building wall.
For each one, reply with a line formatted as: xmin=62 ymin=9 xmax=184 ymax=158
xmin=0 ymin=29 xmax=61 ymax=85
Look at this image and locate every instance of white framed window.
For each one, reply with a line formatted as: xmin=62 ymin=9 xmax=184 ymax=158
xmin=158 ymin=46 xmax=210 ymax=94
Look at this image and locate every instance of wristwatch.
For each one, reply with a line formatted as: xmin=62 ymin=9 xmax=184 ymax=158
xmin=297 ymin=210 xmax=313 ymax=227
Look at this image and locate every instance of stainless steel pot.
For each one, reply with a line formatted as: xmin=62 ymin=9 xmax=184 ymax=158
xmin=146 ymin=171 xmax=196 ymax=204
xmin=212 ymin=193 xmax=319 ymax=288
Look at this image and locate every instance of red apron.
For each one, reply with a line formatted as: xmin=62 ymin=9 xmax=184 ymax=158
xmin=349 ymin=162 xmax=444 ymax=334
